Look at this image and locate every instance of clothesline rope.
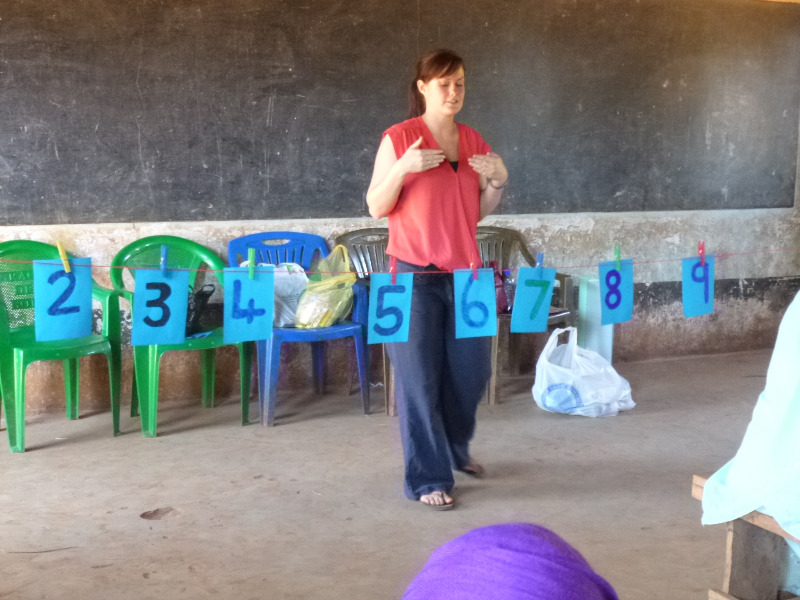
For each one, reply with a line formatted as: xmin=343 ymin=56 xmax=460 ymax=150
xmin=1 ymin=243 xmax=798 ymax=276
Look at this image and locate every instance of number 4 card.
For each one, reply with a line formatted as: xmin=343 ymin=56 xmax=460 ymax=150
xmin=223 ymin=266 xmax=274 ymax=343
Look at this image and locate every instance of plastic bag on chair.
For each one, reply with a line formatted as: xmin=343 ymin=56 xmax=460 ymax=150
xmin=294 ymin=245 xmax=356 ymax=329
xmin=532 ymin=327 xmax=635 ymax=417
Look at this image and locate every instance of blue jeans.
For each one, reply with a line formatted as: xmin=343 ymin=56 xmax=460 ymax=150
xmin=386 ymin=262 xmax=492 ymax=499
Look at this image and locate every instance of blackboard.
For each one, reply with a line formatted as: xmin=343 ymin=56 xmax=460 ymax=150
xmin=0 ymin=0 xmax=798 ymax=225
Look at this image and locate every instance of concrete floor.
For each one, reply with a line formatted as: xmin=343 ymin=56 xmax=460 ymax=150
xmin=0 ymin=348 xmax=771 ymax=599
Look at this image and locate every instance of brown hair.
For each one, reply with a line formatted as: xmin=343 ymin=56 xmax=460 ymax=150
xmin=408 ymin=49 xmax=465 ymax=118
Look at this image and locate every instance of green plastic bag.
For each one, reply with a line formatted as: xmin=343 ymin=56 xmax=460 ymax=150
xmin=294 ymin=245 xmax=356 ymax=328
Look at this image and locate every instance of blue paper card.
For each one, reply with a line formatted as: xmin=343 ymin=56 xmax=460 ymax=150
xmin=223 ymin=266 xmax=274 ymax=343
xmin=510 ymin=266 xmax=556 ymax=333
xmin=33 ymin=257 xmax=93 ymax=342
xmin=454 ymin=268 xmax=497 ymax=339
xmin=682 ymin=255 xmax=715 ymax=318
xmin=368 ymin=272 xmax=413 ymax=344
xmin=131 ymin=269 xmax=189 ymax=346
xmin=599 ymin=259 xmax=634 ymax=325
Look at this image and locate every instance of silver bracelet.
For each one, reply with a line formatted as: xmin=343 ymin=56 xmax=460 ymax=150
xmin=489 ymin=177 xmax=508 ymax=190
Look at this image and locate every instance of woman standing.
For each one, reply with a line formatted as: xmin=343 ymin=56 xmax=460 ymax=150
xmin=366 ymin=49 xmax=508 ymax=510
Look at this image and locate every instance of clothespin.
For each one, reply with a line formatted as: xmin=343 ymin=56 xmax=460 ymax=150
xmin=698 ymin=241 xmax=706 ymax=267
xmin=56 ymin=241 xmax=71 ymax=274
xmin=536 ymin=252 xmax=544 ymax=267
xmin=160 ymin=245 xmax=168 ymax=277
xmin=248 ymin=247 xmax=256 ymax=280
xmin=389 ymin=255 xmax=397 ymax=285
xmin=614 ymin=245 xmax=621 ymax=271
xmin=470 ymin=262 xmax=478 ymax=281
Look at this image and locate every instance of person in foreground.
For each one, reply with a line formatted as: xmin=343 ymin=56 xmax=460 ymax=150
xmin=366 ymin=49 xmax=508 ymax=510
xmin=403 ymin=522 xmax=620 ymax=599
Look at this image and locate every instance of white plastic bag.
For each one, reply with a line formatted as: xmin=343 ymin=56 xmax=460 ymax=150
xmin=273 ymin=263 xmax=308 ymax=327
xmin=532 ymin=327 xmax=635 ymax=417
xmin=239 ymin=261 xmax=308 ymax=327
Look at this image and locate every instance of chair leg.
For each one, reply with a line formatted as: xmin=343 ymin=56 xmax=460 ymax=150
xmin=311 ymin=342 xmax=324 ymax=394
xmin=108 ymin=346 xmax=122 ymax=436
xmin=130 ymin=370 xmax=139 ymax=417
xmin=486 ymin=334 xmax=499 ymax=405
xmin=1 ymin=353 xmax=24 ymax=452
xmin=259 ymin=337 xmax=282 ymax=427
xmin=10 ymin=352 xmax=28 ymax=452
xmin=63 ymin=358 xmax=80 ymax=420
xmin=353 ymin=333 xmax=370 ymax=415
xmin=200 ymin=348 xmax=216 ymax=408
xmin=238 ymin=342 xmax=253 ymax=425
xmin=133 ymin=345 xmax=161 ymax=438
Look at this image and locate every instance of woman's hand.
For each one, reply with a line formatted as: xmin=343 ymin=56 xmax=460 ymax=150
xmin=468 ymin=152 xmax=508 ymax=187
xmin=398 ymin=136 xmax=445 ymax=175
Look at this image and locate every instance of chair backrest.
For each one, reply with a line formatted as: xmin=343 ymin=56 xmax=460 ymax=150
xmin=476 ymin=226 xmax=538 ymax=270
xmin=227 ymin=232 xmax=329 ymax=270
xmin=0 ymin=240 xmax=64 ymax=332
xmin=334 ymin=228 xmax=390 ymax=278
xmin=110 ymin=235 xmax=225 ymax=301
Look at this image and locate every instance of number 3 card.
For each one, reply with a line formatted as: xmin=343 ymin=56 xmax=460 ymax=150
xmin=33 ymin=257 xmax=93 ymax=342
xmin=131 ymin=269 xmax=189 ymax=346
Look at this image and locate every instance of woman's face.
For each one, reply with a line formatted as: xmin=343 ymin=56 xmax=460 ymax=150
xmin=418 ymin=67 xmax=465 ymax=117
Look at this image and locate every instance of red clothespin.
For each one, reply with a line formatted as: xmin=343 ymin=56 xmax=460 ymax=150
xmin=470 ymin=262 xmax=478 ymax=281
xmin=698 ymin=241 xmax=706 ymax=266
xmin=56 ymin=241 xmax=71 ymax=274
xmin=389 ymin=255 xmax=397 ymax=285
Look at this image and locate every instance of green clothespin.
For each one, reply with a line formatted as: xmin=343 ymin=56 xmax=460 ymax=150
xmin=248 ymin=247 xmax=255 ymax=280
xmin=614 ymin=245 xmax=621 ymax=270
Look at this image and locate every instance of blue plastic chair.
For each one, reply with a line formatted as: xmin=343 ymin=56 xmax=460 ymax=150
xmin=227 ymin=232 xmax=369 ymax=426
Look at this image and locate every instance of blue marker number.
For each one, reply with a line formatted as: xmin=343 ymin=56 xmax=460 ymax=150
xmin=461 ymin=275 xmax=489 ymax=329
xmin=143 ymin=282 xmax=171 ymax=327
xmin=47 ymin=270 xmax=80 ymax=316
xmin=374 ymin=285 xmax=406 ymax=337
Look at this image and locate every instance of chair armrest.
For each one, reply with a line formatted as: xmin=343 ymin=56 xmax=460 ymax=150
xmin=92 ymin=283 xmax=122 ymax=341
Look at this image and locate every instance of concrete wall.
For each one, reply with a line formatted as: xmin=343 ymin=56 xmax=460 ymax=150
xmin=2 ymin=202 xmax=798 ymax=414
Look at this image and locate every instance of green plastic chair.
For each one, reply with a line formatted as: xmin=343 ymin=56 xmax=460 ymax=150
xmin=110 ymin=235 xmax=253 ymax=437
xmin=0 ymin=240 xmax=121 ymax=453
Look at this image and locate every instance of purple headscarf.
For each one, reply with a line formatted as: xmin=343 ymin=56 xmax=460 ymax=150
xmin=403 ymin=523 xmax=618 ymax=600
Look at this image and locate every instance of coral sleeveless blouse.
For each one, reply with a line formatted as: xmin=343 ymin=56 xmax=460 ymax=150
xmin=383 ymin=117 xmax=490 ymax=272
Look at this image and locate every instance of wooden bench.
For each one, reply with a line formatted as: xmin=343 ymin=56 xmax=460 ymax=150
xmin=692 ymin=474 xmax=800 ymax=600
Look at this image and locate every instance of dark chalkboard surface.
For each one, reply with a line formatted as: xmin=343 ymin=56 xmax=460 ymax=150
xmin=0 ymin=0 xmax=798 ymax=224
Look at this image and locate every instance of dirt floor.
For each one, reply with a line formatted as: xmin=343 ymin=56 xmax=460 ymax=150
xmin=0 ymin=349 xmax=773 ymax=599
